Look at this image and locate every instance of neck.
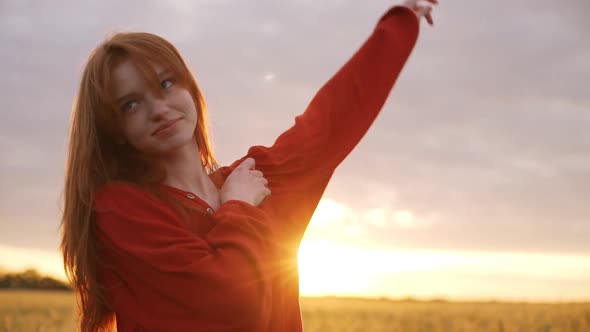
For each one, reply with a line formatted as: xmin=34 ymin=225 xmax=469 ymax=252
xmin=159 ymin=139 xmax=219 ymax=200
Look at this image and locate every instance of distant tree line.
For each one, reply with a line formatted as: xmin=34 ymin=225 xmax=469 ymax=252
xmin=0 ymin=269 xmax=72 ymax=290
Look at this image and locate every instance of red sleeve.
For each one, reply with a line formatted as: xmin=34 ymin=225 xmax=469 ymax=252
xmin=93 ymin=183 xmax=274 ymax=330
xmin=227 ymin=6 xmax=420 ymax=250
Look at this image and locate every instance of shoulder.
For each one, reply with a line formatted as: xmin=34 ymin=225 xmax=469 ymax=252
xmin=93 ymin=181 xmax=170 ymax=216
xmin=93 ymin=182 xmax=189 ymax=236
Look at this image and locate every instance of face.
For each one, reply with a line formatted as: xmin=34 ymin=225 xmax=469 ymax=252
xmin=110 ymin=59 xmax=197 ymax=157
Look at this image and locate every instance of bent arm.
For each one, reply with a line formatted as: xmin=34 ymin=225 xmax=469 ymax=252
xmin=94 ymin=184 xmax=275 ymax=330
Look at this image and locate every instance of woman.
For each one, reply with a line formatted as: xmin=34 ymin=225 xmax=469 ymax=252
xmin=60 ymin=1 xmax=438 ymax=331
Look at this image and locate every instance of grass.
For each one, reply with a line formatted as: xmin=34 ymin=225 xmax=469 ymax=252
xmin=300 ymin=297 xmax=590 ymax=332
xmin=0 ymin=290 xmax=76 ymax=332
xmin=1 ymin=290 xmax=589 ymax=331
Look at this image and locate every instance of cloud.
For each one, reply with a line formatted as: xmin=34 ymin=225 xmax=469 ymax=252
xmin=306 ymin=198 xmax=439 ymax=246
xmin=0 ymin=0 xmax=588 ymax=256
xmin=263 ymin=72 xmax=276 ymax=82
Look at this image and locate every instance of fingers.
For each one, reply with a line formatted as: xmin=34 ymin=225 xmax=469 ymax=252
xmin=416 ymin=6 xmax=434 ymax=25
xmin=425 ymin=12 xmax=433 ymax=26
xmin=400 ymin=0 xmax=437 ymax=26
xmin=254 ymin=172 xmax=268 ymax=188
xmin=259 ymin=179 xmax=271 ymax=201
xmin=411 ymin=0 xmax=439 ymax=6
xmin=223 ymin=157 xmax=272 ymax=206
xmin=256 ymin=172 xmax=270 ymax=197
xmin=237 ymin=159 xmax=267 ymax=183
xmin=239 ymin=157 xmax=256 ymax=170
xmin=251 ymin=170 xmax=264 ymax=177
xmin=401 ymin=0 xmax=437 ymax=7
xmin=251 ymin=169 xmax=269 ymax=191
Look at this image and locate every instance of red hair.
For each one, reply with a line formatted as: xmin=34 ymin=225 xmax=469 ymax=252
xmin=60 ymin=32 xmax=220 ymax=331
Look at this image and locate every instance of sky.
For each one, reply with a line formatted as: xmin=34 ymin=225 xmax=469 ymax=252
xmin=1 ymin=0 xmax=589 ymax=301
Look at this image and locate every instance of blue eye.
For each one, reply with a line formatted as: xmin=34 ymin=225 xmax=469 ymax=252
xmin=161 ymin=78 xmax=175 ymax=89
xmin=121 ymin=100 xmax=139 ymax=112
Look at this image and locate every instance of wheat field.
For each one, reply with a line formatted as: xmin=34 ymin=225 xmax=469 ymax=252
xmin=1 ymin=290 xmax=589 ymax=331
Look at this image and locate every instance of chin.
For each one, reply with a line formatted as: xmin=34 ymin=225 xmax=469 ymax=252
xmin=152 ymin=133 xmax=196 ymax=156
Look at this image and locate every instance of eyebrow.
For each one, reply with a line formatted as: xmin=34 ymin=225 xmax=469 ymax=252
xmin=157 ymin=69 xmax=172 ymax=78
xmin=114 ymin=92 xmax=140 ymax=105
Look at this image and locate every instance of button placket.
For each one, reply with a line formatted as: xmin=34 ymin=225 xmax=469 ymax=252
xmin=185 ymin=192 xmax=214 ymax=214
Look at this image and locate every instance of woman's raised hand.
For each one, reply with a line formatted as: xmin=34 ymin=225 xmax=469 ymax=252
xmin=399 ymin=0 xmax=438 ymax=26
xmin=220 ymin=158 xmax=271 ymax=207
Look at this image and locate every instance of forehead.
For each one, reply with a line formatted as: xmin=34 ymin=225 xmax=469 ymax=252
xmin=111 ymin=59 xmax=166 ymax=97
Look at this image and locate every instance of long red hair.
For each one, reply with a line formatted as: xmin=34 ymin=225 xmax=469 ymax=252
xmin=60 ymin=32 xmax=220 ymax=331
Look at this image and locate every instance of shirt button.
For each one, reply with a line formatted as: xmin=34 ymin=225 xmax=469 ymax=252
xmin=186 ymin=193 xmax=195 ymax=199
xmin=206 ymin=208 xmax=214 ymax=214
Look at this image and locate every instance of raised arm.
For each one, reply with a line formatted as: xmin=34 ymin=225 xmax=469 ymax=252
xmin=227 ymin=5 xmax=427 ymax=251
xmin=94 ymin=183 xmax=275 ymax=331
xmin=251 ymin=6 xmax=419 ymax=170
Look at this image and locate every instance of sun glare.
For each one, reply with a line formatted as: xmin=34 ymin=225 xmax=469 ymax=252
xmin=308 ymin=198 xmax=350 ymax=228
xmin=298 ymin=240 xmax=373 ymax=296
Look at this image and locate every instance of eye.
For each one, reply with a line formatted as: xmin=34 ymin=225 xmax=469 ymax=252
xmin=121 ymin=100 xmax=139 ymax=112
xmin=160 ymin=78 xmax=175 ymax=90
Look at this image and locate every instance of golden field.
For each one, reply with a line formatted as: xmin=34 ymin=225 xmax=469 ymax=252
xmin=1 ymin=290 xmax=589 ymax=331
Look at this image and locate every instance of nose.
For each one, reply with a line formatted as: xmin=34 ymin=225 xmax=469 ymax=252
xmin=146 ymin=94 xmax=171 ymax=121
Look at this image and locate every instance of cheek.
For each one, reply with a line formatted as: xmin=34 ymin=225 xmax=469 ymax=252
xmin=121 ymin=116 xmax=148 ymax=146
xmin=172 ymin=90 xmax=198 ymax=124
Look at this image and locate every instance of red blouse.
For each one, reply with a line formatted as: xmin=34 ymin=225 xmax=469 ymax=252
xmin=93 ymin=6 xmax=419 ymax=332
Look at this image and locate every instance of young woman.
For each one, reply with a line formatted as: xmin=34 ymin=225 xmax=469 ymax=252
xmin=60 ymin=1 xmax=438 ymax=331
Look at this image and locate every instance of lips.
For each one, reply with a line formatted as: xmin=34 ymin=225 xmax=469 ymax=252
xmin=152 ymin=118 xmax=180 ymax=136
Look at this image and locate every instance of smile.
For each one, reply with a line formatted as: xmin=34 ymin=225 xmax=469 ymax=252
xmin=152 ymin=118 xmax=181 ymax=136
